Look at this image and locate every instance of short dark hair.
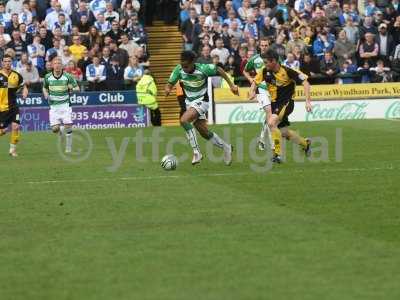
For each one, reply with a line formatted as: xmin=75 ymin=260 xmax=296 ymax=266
xmin=2 ymin=54 xmax=12 ymax=60
xmin=261 ymin=49 xmax=279 ymax=61
xmin=181 ymin=50 xmax=196 ymax=63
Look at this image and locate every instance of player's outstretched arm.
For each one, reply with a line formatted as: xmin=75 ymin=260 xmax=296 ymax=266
xmin=303 ymin=80 xmax=312 ymax=112
xmin=216 ymin=66 xmax=239 ymax=96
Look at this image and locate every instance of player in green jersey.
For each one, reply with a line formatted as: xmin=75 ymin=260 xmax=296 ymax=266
xmin=243 ymin=38 xmax=274 ymax=153
xmin=42 ymin=57 xmax=80 ymax=153
xmin=165 ymin=51 xmax=239 ymax=165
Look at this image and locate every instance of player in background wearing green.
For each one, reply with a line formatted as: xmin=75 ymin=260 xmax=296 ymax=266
xmin=165 ymin=51 xmax=239 ymax=165
xmin=42 ymin=57 xmax=80 ymax=153
xmin=243 ymin=38 xmax=273 ymax=152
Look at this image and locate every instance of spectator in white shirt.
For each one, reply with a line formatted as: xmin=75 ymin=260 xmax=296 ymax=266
xmin=94 ymin=13 xmax=111 ymax=34
xmin=61 ymin=46 xmax=74 ymax=67
xmin=18 ymin=1 xmax=32 ymax=25
xmin=284 ymin=53 xmax=300 ymax=70
xmin=6 ymin=0 xmax=24 ymax=15
xmin=210 ymin=38 xmax=230 ymax=65
xmin=58 ymin=0 xmax=72 ymax=16
xmin=119 ymin=33 xmax=139 ymax=57
xmin=86 ymin=55 xmax=107 ymax=90
xmin=45 ymin=2 xmax=70 ymax=30
xmin=27 ymin=35 xmax=45 ymax=68
xmin=104 ymin=2 xmax=119 ymax=23
xmin=0 ymin=3 xmax=11 ymax=26
xmin=20 ymin=61 xmax=41 ymax=92
xmin=0 ymin=24 xmax=11 ymax=44
xmin=51 ymin=13 xmax=72 ymax=36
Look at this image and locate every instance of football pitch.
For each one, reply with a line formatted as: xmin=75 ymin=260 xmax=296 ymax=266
xmin=1 ymin=119 xmax=399 ymax=300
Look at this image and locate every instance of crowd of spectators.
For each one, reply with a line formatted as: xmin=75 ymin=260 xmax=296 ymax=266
xmin=0 ymin=0 xmax=149 ymax=92
xmin=180 ymin=0 xmax=400 ymax=84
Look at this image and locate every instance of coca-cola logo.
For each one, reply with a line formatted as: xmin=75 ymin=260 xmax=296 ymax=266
xmin=385 ymin=101 xmax=400 ymax=119
xmin=228 ymin=106 xmax=265 ymax=123
xmin=306 ymin=103 xmax=368 ymax=121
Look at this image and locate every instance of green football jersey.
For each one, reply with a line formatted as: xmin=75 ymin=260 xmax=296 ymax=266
xmin=43 ymin=72 xmax=78 ymax=106
xmin=245 ymin=54 xmax=268 ymax=90
xmin=168 ymin=63 xmax=217 ymax=102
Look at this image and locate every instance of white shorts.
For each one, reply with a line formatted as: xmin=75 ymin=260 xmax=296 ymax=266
xmin=186 ymin=99 xmax=209 ymax=120
xmin=257 ymin=88 xmax=271 ymax=109
xmin=49 ymin=104 xmax=72 ymax=127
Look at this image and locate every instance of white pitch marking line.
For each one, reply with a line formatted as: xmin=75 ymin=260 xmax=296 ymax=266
xmin=0 ymin=166 xmax=396 ymax=186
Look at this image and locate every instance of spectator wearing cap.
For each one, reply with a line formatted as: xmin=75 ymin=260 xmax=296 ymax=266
xmin=104 ymin=2 xmax=119 ymax=23
xmin=343 ymin=18 xmax=359 ymax=45
xmin=376 ymin=23 xmax=394 ymax=63
xmin=95 ymin=13 xmax=111 ymax=34
xmin=72 ymin=1 xmax=95 ymax=26
xmin=359 ymin=32 xmax=379 ymax=66
xmin=210 ymin=38 xmax=230 ymax=65
xmin=243 ymin=15 xmax=259 ymax=41
xmin=333 ymin=30 xmax=356 ymax=67
xmin=18 ymin=1 xmax=32 ymax=25
xmin=20 ymin=60 xmax=41 ymax=91
xmin=259 ymin=16 xmax=276 ymax=40
xmin=238 ymin=0 xmax=253 ymax=21
xmin=181 ymin=8 xmax=198 ymax=51
xmin=86 ymin=55 xmax=107 ymax=91
xmin=6 ymin=0 xmax=24 ymax=15
xmin=220 ymin=23 xmax=231 ymax=49
xmin=106 ymin=54 xmax=124 ymax=90
xmin=223 ymin=9 xmax=243 ymax=28
xmin=320 ymin=51 xmax=339 ymax=84
xmin=69 ymin=35 xmax=87 ymax=62
xmin=52 ymin=13 xmax=72 ymax=37
xmin=197 ymin=45 xmax=213 ymax=64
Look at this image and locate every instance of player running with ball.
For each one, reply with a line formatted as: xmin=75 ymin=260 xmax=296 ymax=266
xmin=42 ymin=57 xmax=80 ymax=153
xmin=165 ymin=51 xmax=239 ymax=165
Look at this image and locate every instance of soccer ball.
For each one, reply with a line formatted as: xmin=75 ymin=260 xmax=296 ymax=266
xmin=161 ymin=154 xmax=177 ymax=171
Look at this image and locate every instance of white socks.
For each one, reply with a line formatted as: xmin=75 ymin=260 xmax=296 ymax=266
xmin=210 ymin=132 xmax=229 ymax=149
xmin=185 ymin=128 xmax=200 ymax=153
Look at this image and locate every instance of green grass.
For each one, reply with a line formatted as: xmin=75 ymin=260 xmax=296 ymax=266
xmin=0 ymin=120 xmax=399 ymax=300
